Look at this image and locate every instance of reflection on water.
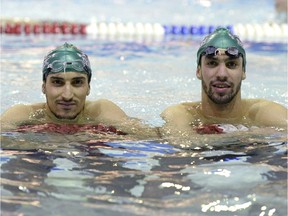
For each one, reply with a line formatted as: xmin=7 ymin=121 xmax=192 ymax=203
xmin=1 ymin=130 xmax=287 ymax=216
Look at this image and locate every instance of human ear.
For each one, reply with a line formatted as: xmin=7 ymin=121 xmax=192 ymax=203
xmin=42 ymin=83 xmax=46 ymax=94
xmin=87 ymin=85 xmax=90 ymax=96
xmin=242 ymin=71 xmax=246 ymax=80
xmin=196 ymin=66 xmax=202 ymax=80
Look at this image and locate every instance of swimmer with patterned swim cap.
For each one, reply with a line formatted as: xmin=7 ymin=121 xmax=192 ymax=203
xmin=1 ymin=43 xmax=157 ymax=138
xmin=160 ymin=28 xmax=287 ymax=138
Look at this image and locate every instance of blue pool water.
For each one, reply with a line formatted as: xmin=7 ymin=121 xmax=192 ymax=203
xmin=1 ymin=0 xmax=287 ymax=215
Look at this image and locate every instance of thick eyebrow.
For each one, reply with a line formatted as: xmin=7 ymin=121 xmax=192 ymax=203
xmin=49 ymin=76 xmax=64 ymax=81
xmin=71 ymin=77 xmax=87 ymax=82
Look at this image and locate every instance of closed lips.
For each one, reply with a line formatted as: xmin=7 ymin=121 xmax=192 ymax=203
xmin=57 ymin=102 xmax=76 ymax=106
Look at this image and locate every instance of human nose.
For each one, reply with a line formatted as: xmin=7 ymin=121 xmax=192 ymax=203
xmin=61 ymin=84 xmax=73 ymax=100
xmin=215 ymin=63 xmax=228 ymax=78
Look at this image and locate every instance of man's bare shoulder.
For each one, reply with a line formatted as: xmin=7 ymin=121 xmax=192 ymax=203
xmin=243 ymin=98 xmax=266 ymax=105
xmin=1 ymin=103 xmax=46 ymax=129
xmin=161 ymin=102 xmax=201 ymax=127
xmin=85 ymin=99 xmax=127 ymax=121
xmin=245 ymin=98 xmax=286 ymax=111
xmin=245 ymin=99 xmax=287 ymax=127
xmin=161 ymin=102 xmax=200 ymax=116
xmin=160 ymin=102 xmax=200 ymax=138
xmin=1 ymin=103 xmax=44 ymax=117
xmin=86 ymin=99 xmax=124 ymax=112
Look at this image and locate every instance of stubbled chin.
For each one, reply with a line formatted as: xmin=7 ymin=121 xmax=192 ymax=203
xmin=54 ymin=112 xmax=78 ymax=120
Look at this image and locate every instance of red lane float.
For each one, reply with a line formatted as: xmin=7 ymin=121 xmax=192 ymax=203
xmin=1 ymin=22 xmax=87 ymax=35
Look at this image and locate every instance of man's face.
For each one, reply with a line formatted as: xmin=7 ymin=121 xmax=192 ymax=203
xmin=42 ymin=72 xmax=90 ymax=119
xmin=197 ymin=52 xmax=246 ymax=104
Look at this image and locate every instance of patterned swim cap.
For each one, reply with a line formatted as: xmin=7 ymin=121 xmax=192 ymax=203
xmin=42 ymin=43 xmax=92 ymax=82
xmin=197 ymin=27 xmax=246 ymax=71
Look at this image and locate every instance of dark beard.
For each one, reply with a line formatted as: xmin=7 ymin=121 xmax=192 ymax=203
xmin=47 ymin=103 xmax=80 ymax=120
xmin=53 ymin=113 xmax=78 ymax=120
xmin=202 ymin=80 xmax=241 ymax=104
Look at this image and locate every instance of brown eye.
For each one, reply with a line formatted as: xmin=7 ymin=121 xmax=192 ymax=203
xmin=72 ymin=78 xmax=85 ymax=86
xmin=206 ymin=60 xmax=218 ymax=67
xmin=226 ymin=61 xmax=238 ymax=69
xmin=51 ymin=79 xmax=64 ymax=86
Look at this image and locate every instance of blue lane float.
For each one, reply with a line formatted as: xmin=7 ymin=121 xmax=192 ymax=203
xmin=163 ymin=25 xmax=234 ymax=35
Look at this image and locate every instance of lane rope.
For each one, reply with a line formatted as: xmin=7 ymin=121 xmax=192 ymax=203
xmin=1 ymin=18 xmax=287 ymax=41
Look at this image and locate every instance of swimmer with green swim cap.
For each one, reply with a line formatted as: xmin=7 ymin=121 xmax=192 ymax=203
xmin=197 ymin=27 xmax=246 ymax=71
xmin=42 ymin=42 xmax=92 ymax=82
xmin=161 ymin=27 xmax=287 ymax=144
xmin=1 ymin=42 xmax=159 ymax=139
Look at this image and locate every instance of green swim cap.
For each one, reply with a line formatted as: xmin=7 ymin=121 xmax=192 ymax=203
xmin=197 ymin=27 xmax=246 ymax=71
xmin=42 ymin=42 xmax=92 ymax=82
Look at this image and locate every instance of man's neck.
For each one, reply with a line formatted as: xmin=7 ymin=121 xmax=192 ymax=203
xmin=200 ymin=93 xmax=244 ymax=120
xmin=44 ymin=104 xmax=83 ymax=124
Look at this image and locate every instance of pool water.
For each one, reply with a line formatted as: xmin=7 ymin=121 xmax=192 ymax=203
xmin=1 ymin=130 xmax=287 ymax=215
xmin=1 ymin=0 xmax=287 ymax=215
